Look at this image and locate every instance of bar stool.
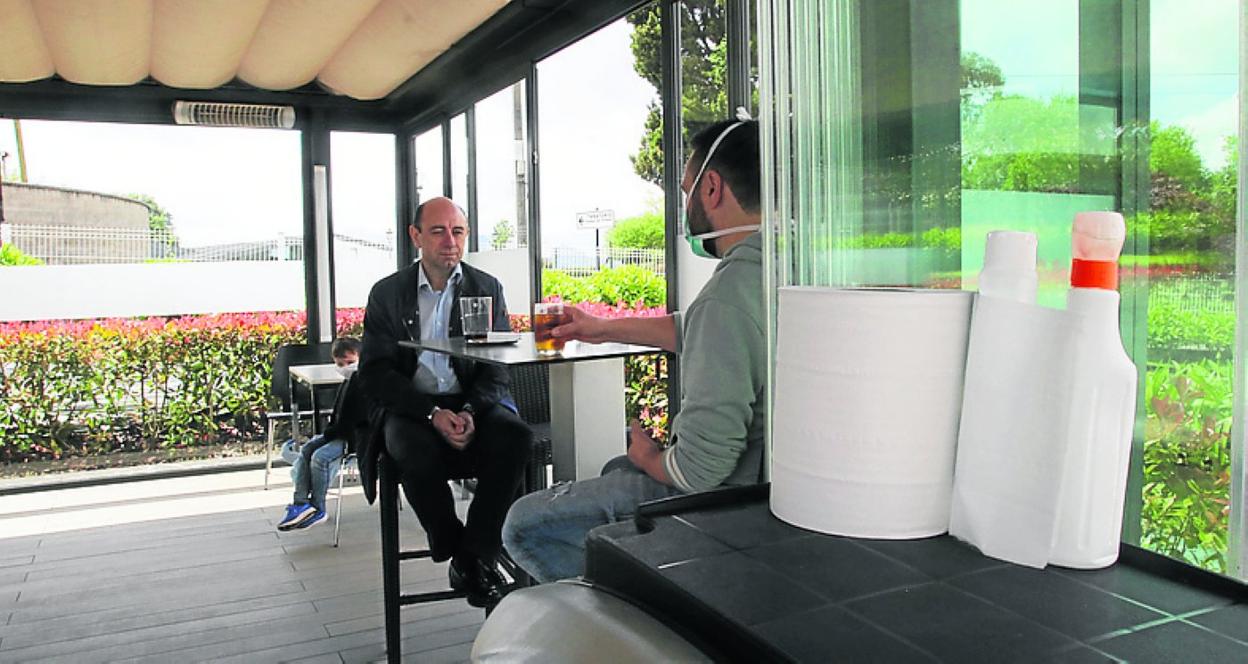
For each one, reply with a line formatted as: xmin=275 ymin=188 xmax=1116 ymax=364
xmin=378 ymin=438 xmax=551 ymax=663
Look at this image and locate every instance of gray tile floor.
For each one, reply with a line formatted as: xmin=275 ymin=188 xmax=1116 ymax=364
xmin=0 ymin=469 xmax=483 ymax=663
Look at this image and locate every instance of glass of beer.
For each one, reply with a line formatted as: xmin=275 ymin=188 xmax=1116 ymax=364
xmin=459 ymin=296 xmax=492 ymax=341
xmin=533 ymin=302 xmax=567 ymax=354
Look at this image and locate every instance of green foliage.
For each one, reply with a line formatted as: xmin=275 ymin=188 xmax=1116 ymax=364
xmin=126 ymin=193 xmax=174 ymax=232
xmin=590 ymin=265 xmax=666 ymax=307
xmin=607 ymin=212 xmax=664 ymax=249
xmin=0 ymin=244 xmax=43 ymax=266
xmin=626 ymin=355 xmax=669 ymax=442
xmin=0 ymin=318 xmax=302 ymax=462
xmin=1149 ymin=122 xmax=1207 ymax=195
xmin=920 ymin=227 xmax=962 ymax=251
xmin=542 ymin=266 xmax=666 ymax=308
xmin=1142 ymin=360 xmax=1232 ymax=573
xmin=837 ymin=227 xmax=960 ymax=251
xmin=541 ymin=269 xmax=599 ymax=304
xmin=1146 ymin=299 xmax=1234 ymax=353
xmin=1127 ymin=210 xmax=1231 ymax=253
xmin=628 ymin=2 xmax=728 ymax=186
xmin=491 ymin=219 xmax=514 ymax=250
xmin=960 ymin=52 xmax=1004 ymax=92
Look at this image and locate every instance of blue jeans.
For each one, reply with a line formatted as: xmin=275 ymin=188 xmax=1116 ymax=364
xmin=281 ymin=435 xmax=345 ymax=512
xmin=502 ymin=455 xmax=683 ymax=583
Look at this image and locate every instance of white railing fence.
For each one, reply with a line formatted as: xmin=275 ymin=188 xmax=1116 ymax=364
xmin=0 ymin=223 xmax=394 ymax=265
xmin=543 ymin=246 xmax=665 ymax=276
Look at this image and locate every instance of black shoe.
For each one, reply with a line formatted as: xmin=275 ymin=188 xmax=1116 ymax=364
xmin=448 ymin=555 xmax=506 ymax=608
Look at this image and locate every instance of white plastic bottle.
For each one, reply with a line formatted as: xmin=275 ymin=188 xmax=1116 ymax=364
xmin=978 ymin=231 xmax=1038 ymax=303
xmin=1050 ymin=211 xmax=1138 ymax=569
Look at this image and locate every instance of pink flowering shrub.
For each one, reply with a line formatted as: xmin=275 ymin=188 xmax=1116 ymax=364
xmin=0 ymin=309 xmax=364 ymax=463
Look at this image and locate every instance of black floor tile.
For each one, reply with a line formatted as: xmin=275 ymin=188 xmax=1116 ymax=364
xmin=607 ymin=517 xmax=732 ymax=568
xmin=846 ymin=583 xmax=1076 ymax=661
xmin=1188 ymin=604 xmax=1248 ymax=643
xmin=745 ymin=536 xmax=931 ymax=602
xmin=950 ymin=566 xmax=1165 ymax=640
xmin=753 ymin=605 xmax=937 ymax=663
xmin=1059 ymin=564 xmax=1234 ymax=615
xmin=1096 ymin=620 xmax=1248 ymax=663
xmin=680 ymin=502 xmax=809 ymax=550
xmin=1033 ymin=644 xmax=1118 ymax=663
xmin=660 ymin=552 xmax=827 ymax=627
xmin=857 ymin=536 xmax=1005 ymax=580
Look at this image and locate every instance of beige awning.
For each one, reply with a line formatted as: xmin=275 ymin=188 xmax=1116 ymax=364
xmin=0 ymin=0 xmax=509 ymax=101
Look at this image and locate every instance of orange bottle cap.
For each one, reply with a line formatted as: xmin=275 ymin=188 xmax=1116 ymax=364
xmin=1071 ymin=259 xmax=1118 ymax=290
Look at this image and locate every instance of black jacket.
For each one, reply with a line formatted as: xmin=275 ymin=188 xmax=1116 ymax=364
xmin=321 ymin=371 xmax=368 ymax=451
xmin=356 ymin=260 xmax=515 ymax=503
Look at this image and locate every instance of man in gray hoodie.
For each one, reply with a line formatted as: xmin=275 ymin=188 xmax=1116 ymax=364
xmin=502 ymin=119 xmax=765 ymax=583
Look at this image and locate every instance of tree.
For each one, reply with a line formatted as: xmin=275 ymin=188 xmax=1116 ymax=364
xmin=607 ymin=212 xmax=664 ymax=249
xmin=1149 ymin=122 xmax=1208 ymax=204
xmin=126 ymin=193 xmax=174 ymax=232
xmin=627 ymin=2 xmax=728 ymax=187
xmin=491 ymin=219 xmax=514 ymax=250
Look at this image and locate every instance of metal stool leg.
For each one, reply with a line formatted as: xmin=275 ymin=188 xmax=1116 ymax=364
xmin=379 ymin=456 xmax=402 ymax=664
xmin=333 ymin=458 xmax=346 ymax=548
xmin=264 ymin=419 xmax=276 ymax=489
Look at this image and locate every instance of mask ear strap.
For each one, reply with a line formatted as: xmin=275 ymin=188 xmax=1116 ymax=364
xmin=690 ymin=121 xmax=746 ymax=191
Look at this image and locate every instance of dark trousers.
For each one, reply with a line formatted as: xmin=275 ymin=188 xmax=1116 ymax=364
xmin=383 ymin=397 xmax=533 ymax=562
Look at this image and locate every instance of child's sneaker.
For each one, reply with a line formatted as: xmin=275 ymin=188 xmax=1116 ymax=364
xmin=295 ymin=510 xmax=328 ymax=530
xmin=277 ymin=503 xmax=316 ymax=531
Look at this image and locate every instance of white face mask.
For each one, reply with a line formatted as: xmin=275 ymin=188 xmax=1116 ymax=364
xmin=335 ymin=362 xmax=358 ymax=378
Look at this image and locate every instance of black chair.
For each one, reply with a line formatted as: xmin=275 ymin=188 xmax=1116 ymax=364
xmin=263 ymin=342 xmax=336 ymax=488
xmin=378 ymin=365 xmax=553 ymax=664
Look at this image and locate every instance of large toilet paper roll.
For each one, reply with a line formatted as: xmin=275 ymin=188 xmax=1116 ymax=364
xmin=770 ymin=287 xmax=973 ymax=538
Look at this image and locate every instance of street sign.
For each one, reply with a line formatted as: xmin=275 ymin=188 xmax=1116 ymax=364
xmin=575 ymin=209 xmax=615 ymax=230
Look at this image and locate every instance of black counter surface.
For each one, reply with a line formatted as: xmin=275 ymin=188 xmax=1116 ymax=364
xmin=583 ymin=485 xmax=1248 ymax=663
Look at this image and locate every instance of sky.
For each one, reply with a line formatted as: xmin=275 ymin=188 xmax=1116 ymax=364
xmin=0 ymin=5 xmax=1239 ymax=249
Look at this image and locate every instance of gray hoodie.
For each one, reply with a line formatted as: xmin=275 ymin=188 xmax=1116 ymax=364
xmin=662 ymin=232 xmax=766 ymax=492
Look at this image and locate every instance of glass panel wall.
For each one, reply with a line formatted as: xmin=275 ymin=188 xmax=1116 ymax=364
xmin=759 ymin=0 xmax=1243 ymax=577
xmin=469 ymin=81 xmax=535 ymax=311
xmin=675 ymin=0 xmax=731 ymax=308
xmin=413 ymin=125 xmax=444 ymax=204
xmin=473 ymin=82 xmax=529 ymax=252
xmin=537 ymin=11 xmax=666 ymax=298
xmin=329 ymin=131 xmax=396 ymax=322
xmin=1140 ymin=0 xmax=1239 ymax=574
xmin=449 ymin=113 xmax=469 ymax=207
xmin=0 ymin=119 xmax=303 ymax=474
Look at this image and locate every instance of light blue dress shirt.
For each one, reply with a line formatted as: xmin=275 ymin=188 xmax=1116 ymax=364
xmin=414 ymin=261 xmax=463 ymax=395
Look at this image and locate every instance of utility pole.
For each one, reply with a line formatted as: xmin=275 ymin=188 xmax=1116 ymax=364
xmin=0 ymin=151 xmax=7 ymax=237
xmin=512 ymin=84 xmax=527 ymax=248
xmin=13 ymin=119 xmax=28 ymax=182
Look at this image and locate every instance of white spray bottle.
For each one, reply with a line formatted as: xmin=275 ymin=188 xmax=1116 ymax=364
xmin=1050 ymin=211 xmax=1138 ymax=568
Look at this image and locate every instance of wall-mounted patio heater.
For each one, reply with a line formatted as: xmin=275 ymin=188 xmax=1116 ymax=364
xmin=172 ymin=101 xmax=295 ymax=129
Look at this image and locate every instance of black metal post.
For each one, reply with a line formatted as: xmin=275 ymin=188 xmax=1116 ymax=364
xmin=661 ymin=0 xmax=683 ymax=419
xmin=396 ymin=133 xmax=415 ymax=268
xmin=726 ymin=0 xmax=752 ymax=113
xmin=526 ymin=65 xmax=543 ymax=308
xmin=300 ymin=113 xmax=335 ymax=344
xmin=466 ymin=106 xmax=479 ymax=252
xmin=379 ymin=455 xmax=402 ymax=664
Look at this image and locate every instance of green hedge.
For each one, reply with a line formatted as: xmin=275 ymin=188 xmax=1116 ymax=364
xmin=543 ymin=265 xmax=666 ymax=307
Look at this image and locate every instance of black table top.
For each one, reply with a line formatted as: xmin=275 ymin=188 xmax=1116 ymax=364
xmin=584 ymin=485 xmax=1248 ymax=663
xmin=399 ymin=332 xmax=659 ymax=366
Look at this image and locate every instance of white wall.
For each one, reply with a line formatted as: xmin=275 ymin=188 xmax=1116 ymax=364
xmin=0 ymin=247 xmax=544 ymax=323
xmin=677 ymin=239 xmax=717 ymax=313
xmin=0 ymin=261 xmax=306 ymax=322
xmin=465 ymin=248 xmax=533 ymax=313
